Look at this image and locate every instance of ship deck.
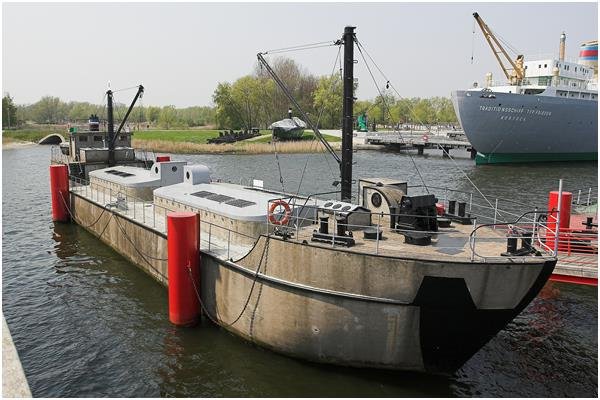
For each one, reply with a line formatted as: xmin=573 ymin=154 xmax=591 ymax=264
xmin=289 ymin=221 xmax=547 ymax=263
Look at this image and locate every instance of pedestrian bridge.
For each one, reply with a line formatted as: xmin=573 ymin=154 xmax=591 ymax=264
xmin=38 ymin=133 xmax=65 ymax=144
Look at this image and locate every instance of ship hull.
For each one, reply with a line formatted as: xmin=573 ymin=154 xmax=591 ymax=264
xmin=451 ymin=90 xmax=598 ymax=164
xmin=201 ymin=236 xmax=556 ymax=374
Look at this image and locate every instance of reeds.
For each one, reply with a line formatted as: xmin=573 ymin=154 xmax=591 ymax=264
xmin=131 ymin=138 xmax=341 ymax=155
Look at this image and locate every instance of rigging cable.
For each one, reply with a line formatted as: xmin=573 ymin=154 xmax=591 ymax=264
xmin=295 ymin=44 xmax=343 ymax=195
xmin=355 ymin=38 xmax=503 ymax=215
xmin=262 ymin=41 xmax=336 ymax=55
xmin=354 ymin=40 xmax=430 ymax=193
xmin=471 ymin=18 xmax=476 ymax=64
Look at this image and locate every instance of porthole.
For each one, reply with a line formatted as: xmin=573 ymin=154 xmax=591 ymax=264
xmin=172 ymin=166 xmax=178 ymax=172
xmin=371 ymin=192 xmax=382 ymax=207
xmin=186 ymin=171 xmax=190 ymax=179
xmin=154 ymin=167 xmax=159 ymax=173
xmin=332 ymin=203 xmax=342 ymax=209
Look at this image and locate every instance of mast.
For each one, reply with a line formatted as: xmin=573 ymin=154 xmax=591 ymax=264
xmin=106 ymin=89 xmax=115 ymax=167
xmin=341 ymin=26 xmax=355 ymax=202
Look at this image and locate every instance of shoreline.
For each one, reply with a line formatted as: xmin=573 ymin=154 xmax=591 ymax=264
xmin=2 ymin=139 xmax=37 ymax=150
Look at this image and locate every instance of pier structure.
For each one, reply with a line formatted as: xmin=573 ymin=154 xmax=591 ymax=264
xmin=362 ymin=131 xmax=476 ymax=158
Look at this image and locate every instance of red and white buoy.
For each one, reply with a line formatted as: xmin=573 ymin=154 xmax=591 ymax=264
xmin=167 ymin=212 xmax=200 ymax=326
xmin=49 ymin=165 xmax=70 ymax=222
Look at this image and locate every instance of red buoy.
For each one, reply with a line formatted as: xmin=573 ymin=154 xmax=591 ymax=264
xmin=156 ymin=155 xmax=171 ymax=162
xmin=167 ymin=212 xmax=200 ymax=326
xmin=49 ymin=165 xmax=70 ymax=222
xmin=546 ymin=190 xmax=572 ymax=247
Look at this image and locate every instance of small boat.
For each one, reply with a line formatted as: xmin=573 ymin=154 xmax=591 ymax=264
xmin=269 ymin=116 xmax=306 ymax=140
xmin=51 ymin=86 xmax=151 ymax=179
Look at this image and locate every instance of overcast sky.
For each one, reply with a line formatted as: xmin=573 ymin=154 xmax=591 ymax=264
xmin=3 ymin=2 xmax=597 ymax=107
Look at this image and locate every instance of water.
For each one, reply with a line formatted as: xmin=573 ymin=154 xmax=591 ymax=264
xmin=2 ymin=145 xmax=597 ymax=397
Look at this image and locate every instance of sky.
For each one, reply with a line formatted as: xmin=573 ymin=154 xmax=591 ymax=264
xmin=2 ymin=2 xmax=598 ymax=107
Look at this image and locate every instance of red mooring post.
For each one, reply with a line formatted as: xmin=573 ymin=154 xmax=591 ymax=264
xmin=167 ymin=212 xmax=200 ymax=326
xmin=546 ymin=190 xmax=572 ymax=247
xmin=49 ymin=165 xmax=70 ymax=222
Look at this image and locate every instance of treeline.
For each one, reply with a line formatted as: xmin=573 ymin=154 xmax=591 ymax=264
xmin=3 ymin=56 xmax=457 ymax=130
xmin=2 ymin=94 xmax=215 ymax=129
xmin=212 ymin=57 xmax=458 ymax=130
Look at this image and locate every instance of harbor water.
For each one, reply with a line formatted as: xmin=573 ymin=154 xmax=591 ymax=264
xmin=2 ymin=145 xmax=597 ymax=397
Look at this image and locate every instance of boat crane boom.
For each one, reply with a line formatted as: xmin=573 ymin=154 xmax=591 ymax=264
xmin=473 ymin=12 xmax=524 ymax=84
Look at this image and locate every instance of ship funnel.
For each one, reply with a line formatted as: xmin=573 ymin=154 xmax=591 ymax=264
xmin=579 ymin=40 xmax=598 ymax=78
xmin=559 ymin=32 xmax=566 ymax=61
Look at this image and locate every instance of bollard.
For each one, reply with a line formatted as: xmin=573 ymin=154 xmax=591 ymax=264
xmin=448 ymin=200 xmax=456 ymax=215
xmin=50 ymin=165 xmax=70 ymax=222
xmin=167 ymin=212 xmax=200 ymax=326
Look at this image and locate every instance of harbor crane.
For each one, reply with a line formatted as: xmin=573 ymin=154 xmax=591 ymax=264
xmin=473 ymin=12 xmax=525 ymax=85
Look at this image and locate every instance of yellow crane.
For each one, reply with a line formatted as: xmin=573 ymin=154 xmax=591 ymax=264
xmin=473 ymin=12 xmax=525 ymax=85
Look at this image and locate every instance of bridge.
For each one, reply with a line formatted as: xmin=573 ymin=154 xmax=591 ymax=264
xmin=38 ymin=133 xmax=66 ymax=144
xmin=362 ymin=131 xmax=476 ymax=158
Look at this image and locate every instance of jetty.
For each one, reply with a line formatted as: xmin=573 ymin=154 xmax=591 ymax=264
xmin=361 ymin=130 xmax=476 ymax=158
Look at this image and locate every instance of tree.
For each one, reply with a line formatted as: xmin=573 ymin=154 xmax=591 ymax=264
xmin=144 ymin=106 xmax=161 ymax=125
xmin=2 ymin=94 xmax=18 ymax=128
xmin=158 ymin=105 xmax=177 ymax=130
xmin=313 ymin=74 xmax=343 ymax=129
xmin=31 ymin=96 xmax=66 ymax=123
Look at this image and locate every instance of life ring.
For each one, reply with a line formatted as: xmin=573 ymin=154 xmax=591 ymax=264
xmin=268 ymin=200 xmax=291 ymax=225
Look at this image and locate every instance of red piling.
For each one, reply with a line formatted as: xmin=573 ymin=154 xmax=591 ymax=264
xmin=546 ymin=190 xmax=572 ymax=248
xmin=49 ymin=165 xmax=70 ymax=222
xmin=167 ymin=212 xmax=200 ymax=326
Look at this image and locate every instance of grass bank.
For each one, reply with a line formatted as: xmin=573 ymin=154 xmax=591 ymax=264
xmin=132 ymin=138 xmax=340 ymax=155
xmin=2 ymin=128 xmax=59 ymax=143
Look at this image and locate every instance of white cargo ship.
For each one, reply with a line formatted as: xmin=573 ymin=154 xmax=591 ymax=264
xmin=452 ymin=13 xmax=597 ymax=164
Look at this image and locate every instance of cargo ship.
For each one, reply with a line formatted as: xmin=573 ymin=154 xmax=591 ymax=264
xmin=452 ymin=13 xmax=598 ymax=165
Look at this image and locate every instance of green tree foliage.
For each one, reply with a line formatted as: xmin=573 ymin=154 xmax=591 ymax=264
xmin=2 ymin=94 xmax=18 ymax=128
xmin=312 ymin=74 xmax=343 ymax=128
xmin=158 ymin=105 xmax=177 ymax=130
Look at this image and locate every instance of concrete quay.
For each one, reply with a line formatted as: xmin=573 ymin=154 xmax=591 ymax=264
xmin=2 ymin=314 xmax=32 ymax=398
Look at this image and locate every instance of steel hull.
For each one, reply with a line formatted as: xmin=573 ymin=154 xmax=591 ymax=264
xmin=451 ymin=90 xmax=598 ymax=164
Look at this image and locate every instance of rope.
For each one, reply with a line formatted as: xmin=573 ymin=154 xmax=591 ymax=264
xmin=435 ymin=144 xmax=507 ymax=220
xmin=271 ymin=139 xmax=286 ymax=192
xmin=113 ymin=214 xmax=169 ymax=261
xmin=187 ymin=237 xmax=270 ymax=328
xmin=60 ymin=190 xmax=108 ymax=229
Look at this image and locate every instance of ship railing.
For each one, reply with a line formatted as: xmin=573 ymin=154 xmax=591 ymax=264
xmin=265 ymin=195 xmax=557 ymax=261
xmin=68 ymin=175 xmax=258 ymax=260
xmin=571 ymin=186 xmax=598 ymax=206
xmin=407 ymin=184 xmax=539 ymax=226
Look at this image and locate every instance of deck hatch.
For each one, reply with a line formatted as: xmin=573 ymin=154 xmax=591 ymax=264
xmin=190 ymin=190 xmax=214 ymax=198
xmin=225 ymin=199 xmax=256 ymax=208
xmin=105 ymin=169 xmax=135 ymax=177
xmin=206 ymin=194 xmax=235 ymax=203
